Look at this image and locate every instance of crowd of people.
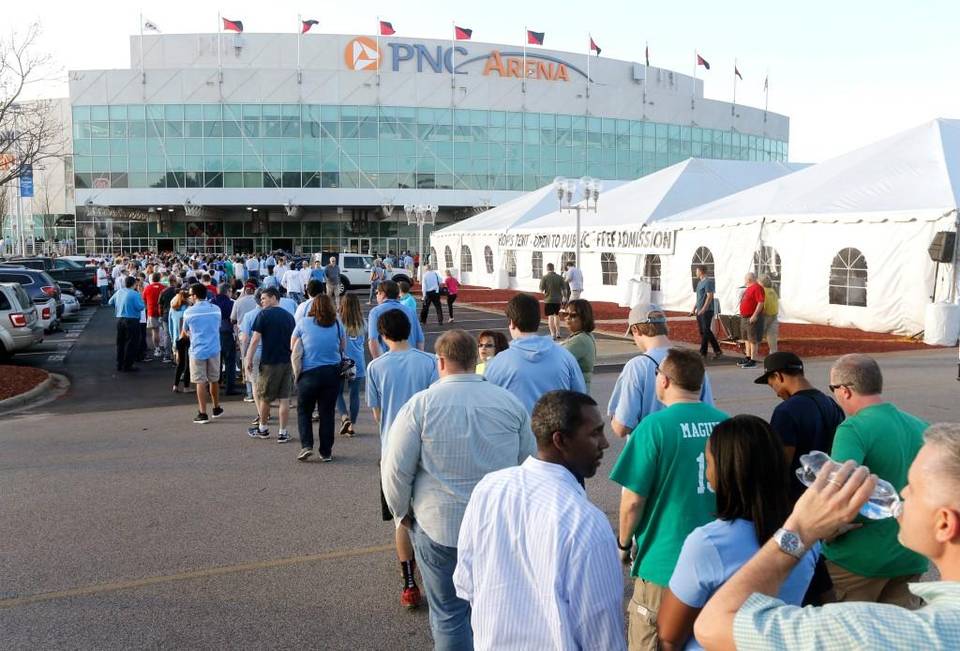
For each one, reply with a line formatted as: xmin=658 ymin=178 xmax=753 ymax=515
xmin=98 ymin=249 xmax=958 ymax=650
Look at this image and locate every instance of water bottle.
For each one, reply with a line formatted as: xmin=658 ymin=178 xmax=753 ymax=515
xmin=795 ymin=451 xmax=903 ymax=520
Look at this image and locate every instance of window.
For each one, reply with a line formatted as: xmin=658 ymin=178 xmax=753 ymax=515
xmin=690 ymin=246 xmax=715 ymax=291
xmin=484 ymin=246 xmax=494 ymax=273
xmin=444 ymin=245 xmax=454 ymax=270
xmin=753 ymin=246 xmax=782 ymax=293
xmin=641 ymin=254 xmax=662 ymax=291
xmin=430 ymin=247 xmax=439 ymax=267
xmin=600 ymin=253 xmax=619 ymax=285
xmin=503 ymin=250 xmax=517 ymax=277
xmin=560 ymin=251 xmax=577 ymax=269
xmin=829 ymin=247 xmax=868 ymax=307
xmin=460 ymin=245 xmax=473 ymax=272
xmin=531 ymin=251 xmax=543 ymax=279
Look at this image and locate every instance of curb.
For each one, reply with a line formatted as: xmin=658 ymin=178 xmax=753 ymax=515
xmin=0 ymin=374 xmax=53 ymax=412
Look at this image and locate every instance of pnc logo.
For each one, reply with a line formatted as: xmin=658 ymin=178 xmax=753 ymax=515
xmin=344 ymin=36 xmax=381 ymax=71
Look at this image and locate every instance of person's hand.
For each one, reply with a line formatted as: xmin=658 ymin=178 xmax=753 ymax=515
xmin=399 ymin=515 xmax=414 ymax=530
xmin=784 ymin=460 xmax=876 ymax=547
xmin=749 ymin=316 xmax=757 ymax=324
xmin=618 ymin=540 xmax=633 ymax=566
xmin=245 ymin=360 xmax=253 ymax=374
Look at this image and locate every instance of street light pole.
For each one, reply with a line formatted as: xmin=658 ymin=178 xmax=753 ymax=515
xmin=403 ymin=203 xmax=438 ymax=281
xmin=555 ymin=177 xmax=601 ymax=270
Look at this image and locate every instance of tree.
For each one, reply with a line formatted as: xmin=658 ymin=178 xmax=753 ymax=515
xmin=0 ymin=22 xmax=64 ymax=189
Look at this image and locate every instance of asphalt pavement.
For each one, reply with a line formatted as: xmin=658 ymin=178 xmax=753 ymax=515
xmin=2 ymin=295 xmax=960 ymax=649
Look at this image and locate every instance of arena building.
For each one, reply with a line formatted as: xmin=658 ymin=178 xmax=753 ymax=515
xmin=68 ymin=31 xmax=789 ymax=255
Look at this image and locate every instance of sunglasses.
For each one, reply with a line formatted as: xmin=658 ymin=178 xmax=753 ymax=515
xmin=828 ymin=383 xmax=851 ymax=393
xmin=655 ymin=367 xmax=675 ymax=384
xmin=478 ymin=343 xmax=496 ymax=349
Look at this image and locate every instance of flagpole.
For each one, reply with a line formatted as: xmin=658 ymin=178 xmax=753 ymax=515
xmin=451 ymin=21 xmax=456 ymax=91
xmin=732 ymin=58 xmax=737 ymax=117
xmin=451 ymin=21 xmax=456 ymax=190
xmin=522 ymin=26 xmax=527 ymax=96
xmin=642 ymin=40 xmax=648 ymax=117
xmin=375 ymin=16 xmax=381 ymax=87
xmin=691 ymin=50 xmax=697 ymax=111
xmin=217 ymin=12 xmax=223 ymax=85
xmin=585 ymin=34 xmax=590 ymax=103
xmin=297 ymin=14 xmax=302 ymax=84
xmin=764 ymin=70 xmax=769 ymax=123
xmin=139 ymin=11 xmax=145 ymax=85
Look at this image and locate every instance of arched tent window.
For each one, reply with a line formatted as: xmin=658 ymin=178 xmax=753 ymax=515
xmin=484 ymin=246 xmax=494 ymax=273
xmin=601 ymin=253 xmax=619 ymax=285
xmin=560 ymin=251 xmax=577 ymax=270
xmin=753 ymin=246 xmax=782 ymax=293
xmin=430 ymin=247 xmax=438 ymax=267
xmin=531 ymin=251 xmax=543 ymax=279
xmin=460 ymin=245 xmax=473 ymax=272
xmin=444 ymin=245 xmax=454 ymax=270
xmin=642 ymin=254 xmax=662 ymax=291
xmin=690 ymin=246 xmax=715 ymax=291
xmin=503 ymin=250 xmax=517 ymax=277
xmin=829 ymin=247 xmax=868 ymax=307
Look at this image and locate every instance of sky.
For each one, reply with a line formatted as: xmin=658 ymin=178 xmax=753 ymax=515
xmin=6 ymin=0 xmax=959 ymax=163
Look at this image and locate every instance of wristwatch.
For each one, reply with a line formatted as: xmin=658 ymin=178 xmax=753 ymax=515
xmin=773 ymin=528 xmax=807 ymax=559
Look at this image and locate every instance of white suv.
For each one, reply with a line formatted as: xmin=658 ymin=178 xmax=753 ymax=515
xmin=313 ymin=252 xmax=412 ymax=294
xmin=0 ymin=283 xmax=44 ymax=360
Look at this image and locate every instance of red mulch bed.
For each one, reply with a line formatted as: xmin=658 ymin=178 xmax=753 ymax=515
xmin=453 ymin=286 xmax=940 ymax=359
xmin=0 ymin=365 xmax=49 ymax=401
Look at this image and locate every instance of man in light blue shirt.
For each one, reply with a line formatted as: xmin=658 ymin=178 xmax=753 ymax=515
xmin=182 ymin=283 xmax=223 ymax=425
xmin=367 ymin=280 xmax=424 ymax=359
xmin=419 ymin=264 xmax=444 ymax=325
xmin=608 ymin=303 xmax=715 ymax=438
xmin=382 ymin=329 xmax=535 ymax=649
xmin=108 ymin=275 xmax=146 ymax=372
xmin=484 ymin=293 xmax=586 ymax=413
xmin=366 ymin=308 xmax=439 ymax=611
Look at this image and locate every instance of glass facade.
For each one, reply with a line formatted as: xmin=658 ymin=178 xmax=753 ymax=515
xmin=72 ymin=103 xmax=789 ymax=193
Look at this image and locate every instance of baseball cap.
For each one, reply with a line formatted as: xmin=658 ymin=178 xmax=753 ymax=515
xmin=753 ymin=352 xmax=805 ymax=384
xmin=625 ymin=303 xmax=667 ymax=336
xmin=244 ymin=281 xmax=257 ymax=290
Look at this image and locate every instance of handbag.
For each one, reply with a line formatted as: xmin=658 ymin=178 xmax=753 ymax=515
xmin=336 ymin=321 xmax=357 ymax=380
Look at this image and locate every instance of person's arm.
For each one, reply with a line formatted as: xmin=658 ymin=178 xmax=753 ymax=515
xmin=368 ymin=339 xmax=381 ymax=360
xmin=617 ymin=488 xmax=646 ymax=563
xmin=245 ymin=332 xmax=262 ymax=372
xmin=380 ymin=402 xmax=423 ymax=523
xmin=699 ymin=292 xmax=714 ymax=316
xmin=749 ymin=287 xmax=764 ymax=323
xmin=568 ymin=522 xmax=628 ymax=651
xmin=694 ymin=462 xmax=875 ymax=651
xmin=611 ymin=418 xmax=634 ymax=438
xmin=658 ymin=590 xmax=701 ymax=651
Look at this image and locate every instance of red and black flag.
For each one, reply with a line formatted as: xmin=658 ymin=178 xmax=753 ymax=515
xmin=379 ymin=20 xmax=395 ymax=36
xmin=454 ymin=25 xmax=472 ymax=40
xmin=696 ymin=53 xmax=710 ymax=70
xmin=222 ymin=17 xmax=243 ymax=33
xmin=590 ymin=36 xmax=601 ymax=56
xmin=527 ymin=29 xmax=544 ymax=45
xmin=302 ymin=19 xmax=319 ymax=34
xmin=735 ymin=65 xmax=743 ymax=80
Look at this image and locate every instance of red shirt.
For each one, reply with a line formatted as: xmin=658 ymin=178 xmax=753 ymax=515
xmin=142 ymin=282 xmax=165 ymax=317
xmin=739 ymin=283 xmax=765 ymax=317
xmin=444 ymin=276 xmax=460 ymax=295
xmin=206 ymin=284 xmax=219 ymax=296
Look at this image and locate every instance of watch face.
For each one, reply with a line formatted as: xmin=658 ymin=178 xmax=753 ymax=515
xmin=781 ymin=532 xmax=799 ymax=553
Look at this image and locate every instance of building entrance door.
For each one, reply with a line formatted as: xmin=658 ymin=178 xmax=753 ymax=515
xmin=347 ymin=238 xmax=371 ymax=254
xmin=232 ymin=238 xmax=254 ymax=254
xmin=156 ymin=238 xmax=175 ymax=253
xmin=271 ymin=238 xmax=293 ymax=253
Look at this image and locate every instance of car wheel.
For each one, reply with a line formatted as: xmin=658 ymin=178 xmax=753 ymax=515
xmin=392 ymin=274 xmax=410 ymax=285
xmin=0 ymin=342 xmax=10 ymax=362
xmin=339 ymin=279 xmax=351 ymax=296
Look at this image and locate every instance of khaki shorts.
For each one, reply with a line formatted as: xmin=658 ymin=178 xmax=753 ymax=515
xmin=190 ymin=356 xmax=220 ymax=384
xmin=256 ymin=362 xmax=294 ymax=402
xmin=147 ymin=316 xmax=161 ymax=329
xmin=628 ymin=578 xmax=664 ymax=651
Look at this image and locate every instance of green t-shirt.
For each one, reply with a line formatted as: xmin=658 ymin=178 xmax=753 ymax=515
xmin=539 ymin=272 xmax=566 ymax=304
xmin=561 ymin=332 xmax=596 ymax=392
xmin=609 ymin=401 xmax=729 ymax=586
xmin=825 ymin=402 xmax=929 ymax=577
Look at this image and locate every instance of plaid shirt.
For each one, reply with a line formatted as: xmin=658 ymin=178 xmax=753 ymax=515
xmin=733 ymin=581 xmax=960 ymax=650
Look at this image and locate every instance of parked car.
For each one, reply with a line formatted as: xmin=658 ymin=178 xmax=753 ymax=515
xmin=0 ymin=267 xmax=62 ymax=333
xmin=1 ymin=257 xmax=98 ymax=303
xmin=0 ymin=282 xmax=44 ymax=360
xmin=60 ymin=291 xmax=80 ymax=320
xmin=57 ymin=280 xmax=85 ymax=304
xmin=311 ymin=252 xmax=412 ymax=295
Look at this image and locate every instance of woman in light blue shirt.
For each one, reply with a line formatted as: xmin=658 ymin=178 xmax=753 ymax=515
xmin=291 ymin=294 xmax=345 ymax=462
xmin=168 ymin=289 xmax=190 ymax=393
xmin=336 ymin=294 xmax=366 ymax=436
xmin=657 ymin=415 xmax=819 ymax=651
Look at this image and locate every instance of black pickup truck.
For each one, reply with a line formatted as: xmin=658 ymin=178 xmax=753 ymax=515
xmin=0 ymin=257 xmax=99 ymax=303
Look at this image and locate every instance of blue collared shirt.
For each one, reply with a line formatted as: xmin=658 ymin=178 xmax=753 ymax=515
xmin=108 ymin=287 xmax=145 ymax=319
xmin=366 ymin=348 xmax=439 ymax=445
xmin=381 ymin=374 xmax=536 ymax=547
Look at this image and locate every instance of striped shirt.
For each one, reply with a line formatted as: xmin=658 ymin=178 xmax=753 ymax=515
xmin=733 ymin=581 xmax=960 ymax=650
xmin=381 ymin=374 xmax=536 ymax=547
xmin=454 ymin=457 xmax=626 ymax=651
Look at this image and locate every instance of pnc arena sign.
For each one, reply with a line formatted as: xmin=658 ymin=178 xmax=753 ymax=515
xmin=344 ymin=36 xmax=588 ymax=82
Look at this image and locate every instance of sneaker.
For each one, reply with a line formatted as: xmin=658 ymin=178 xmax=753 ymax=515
xmin=277 ymin=431 xmax=290 ymax=444
xmin=339 ymin=417 xmax=352 ymax=436
xmin=257 ymin=429 xmax=271 ymax=440
xmin=193 ymin=412 xmax=210 ymax=425
xmin=739 ymin=360 xmax=758 ymax=369
xmin=243 ymin=395 xmax=255 ymax=403
xmin=250 ymin=415 xmax=267 ymax=426
xmin=321 ymin=455 xmax=333 ymax=463
xmin=212 ymin=406 xmax=224 ymax=419
xmin=247 ymin=426 xmax=269 ymax=439
xmin=400 ymin=586 xmax=422 ymax=609
xmin=713 ymin=351 xmax=724 ymax=360
xmin=297 ymin=447 xmax=313 ymax=461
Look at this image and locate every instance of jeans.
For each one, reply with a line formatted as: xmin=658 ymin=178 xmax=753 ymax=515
xmin=115 ymin=317 xmax=141 ymax=370
xmin=337 ymin=376 xmax=362 ymax=423
xmin=369 ymin=281 xmax=380 ymax=304
xmin=446 ymin=294 xmax=457 ymax=319
xmin=219 ymin=330 xmax=237 ymax=392
xmin=411 ymin=524 xmax=473 ymax=651
xmin=421 ymin=291 xmax=443 ymax=324
xmin=288 ymin=292 xmax=303 ymax=304
xmin=296 ymin=364 xmax=340 ymax=456
xmin=174 ymin=337 xmax=190 ymax=387
xmin=99 ymin=285 xmax=110 ymax=305
xmin=696 ymin=311 xmax=722 ymax=355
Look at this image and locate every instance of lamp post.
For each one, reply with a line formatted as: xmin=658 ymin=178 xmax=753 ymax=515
xmin=380 ymin=200 xmax=395 ymax=256
xmin=554 ymin=176 xmax=602 ymax=269
xmin=403 ymin=203 xmax=438 ymax=281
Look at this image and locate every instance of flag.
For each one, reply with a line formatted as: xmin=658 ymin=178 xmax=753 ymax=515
xmin=143 ymin=18 xmax=161 ymax=33
xmin=764 ymin=75 xmax=769 ymax=90
xmin=590 ymin=36 xmax=601 ymax=56
xmin=645 ymin=43 xmax=650 ymax=66
xmin=379 ymin=20 xmax=395 ymax=36
xmin=454 ymin=25 xmax=472 ymax=40
xmin=735 ymin=65 xmax=743 ymax=80
xmin=302 ymin=19 xmax=319 ymax=34
xmin=696 ymin=53 xmax=710 ymax=70
xmin=222 ymin=18 xmax=243 ymax=33
xmin=527 ymin=30 xmax=544 ymax=45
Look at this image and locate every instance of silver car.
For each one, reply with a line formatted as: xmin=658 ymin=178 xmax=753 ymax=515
xmin=61 ymin=292 xmax=80 ymax=319
xmin=0 ymin=282 xmax=44 ymax=360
